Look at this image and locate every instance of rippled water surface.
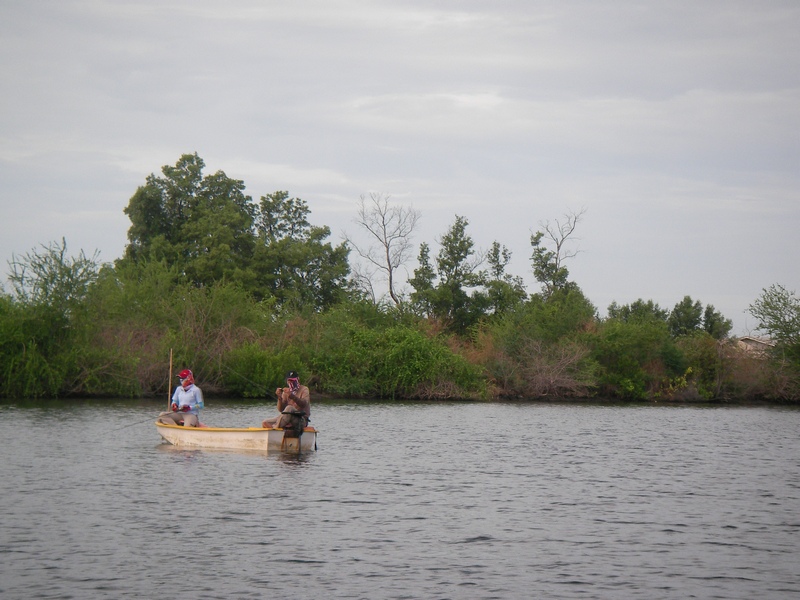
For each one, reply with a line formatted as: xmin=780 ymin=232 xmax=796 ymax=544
xmin=1 ymin=400 xmax=799 ymax=599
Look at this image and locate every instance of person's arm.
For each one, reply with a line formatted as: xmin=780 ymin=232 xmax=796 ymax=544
xmin=193 ymin=387 xmax=204 ymax=411
xmin=276 ymin=388 xmax=288 ymax=412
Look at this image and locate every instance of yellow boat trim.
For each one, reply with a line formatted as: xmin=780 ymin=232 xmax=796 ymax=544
xmin=155 ymin=422 xmax=316 ymax=433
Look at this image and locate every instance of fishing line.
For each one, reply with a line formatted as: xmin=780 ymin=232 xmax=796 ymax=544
xmin=109 ymin=411 xmax=178 ymax=432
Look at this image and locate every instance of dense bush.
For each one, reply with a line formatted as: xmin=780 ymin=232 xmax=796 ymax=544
xmin=302 ymin=304 xmax=485 ymax=399
xmin=0 ymin=299 xmax=68 ymax=397
xmin=478 ymin=288 xmax=598 ymax=398
xmin=590 ymin=319 xmax=684 ymax=400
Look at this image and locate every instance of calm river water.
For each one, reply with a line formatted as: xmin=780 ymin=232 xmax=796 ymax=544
xmin=1 ymin=399 xmax=798 ymax=599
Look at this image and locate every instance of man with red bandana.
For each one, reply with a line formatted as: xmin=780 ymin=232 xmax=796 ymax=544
xmin=158 ymin=369 xmax=204 ymax=426
xmin=262 ymin=370 xmax=310 ymax=429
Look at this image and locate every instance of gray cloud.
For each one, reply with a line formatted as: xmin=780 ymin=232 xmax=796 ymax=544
xmin=1 ymin=0 xmax=798 ymax=333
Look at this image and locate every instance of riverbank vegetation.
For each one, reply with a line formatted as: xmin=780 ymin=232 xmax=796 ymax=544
xmin=2 ymin=154 xmax=798 ymax=402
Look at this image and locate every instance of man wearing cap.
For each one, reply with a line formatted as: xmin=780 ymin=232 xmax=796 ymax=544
xmin=262 ymin=370 xmax=310 ymax=429
xmin=158 ymin=369 xmax=204 ymax=427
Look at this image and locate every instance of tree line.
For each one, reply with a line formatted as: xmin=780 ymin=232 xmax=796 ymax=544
xmin=1 ymin=153 xmax=798 ymax=402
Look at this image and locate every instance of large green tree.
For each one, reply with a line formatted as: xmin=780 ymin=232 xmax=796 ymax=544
xmin=121 ymin=155 xmax=350 ymax=311
xmin=668 ymin=296 xmax=732 ymax=339
xmin=668 ymin=296 xmax=704 ymax=337
xmin=122 ymin=153 xmax=255 ymax=287
xmin=252 ymin=191 xmax=350 ymax=311
xmin=409 ymin=215 xmax=489 ymax=334
xmin=703 ymin=304 xmax=732 ymax=340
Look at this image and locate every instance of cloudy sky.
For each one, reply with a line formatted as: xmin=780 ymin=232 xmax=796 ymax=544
xmin=1 ymin=0 xmax=798 ymax=334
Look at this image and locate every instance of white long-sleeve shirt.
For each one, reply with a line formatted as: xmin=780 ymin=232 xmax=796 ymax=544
xmin=171 ymin=384 xmax=204 ymax=415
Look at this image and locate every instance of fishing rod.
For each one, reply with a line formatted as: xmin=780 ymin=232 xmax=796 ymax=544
xmin=110 ymin=411 xmax=178 ymax=432
xmin=111 ymin=350 xmax=179 ymax=433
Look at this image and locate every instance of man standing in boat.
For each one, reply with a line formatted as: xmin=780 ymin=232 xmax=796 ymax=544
xmin=262 ymin=370 xmax=310 ymax=429
xmin=158 ymin=369 xmax=204 ymax=427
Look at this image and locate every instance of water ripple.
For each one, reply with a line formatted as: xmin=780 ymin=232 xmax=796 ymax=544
xmin=1 ymin=401 xmax=799 ymax=599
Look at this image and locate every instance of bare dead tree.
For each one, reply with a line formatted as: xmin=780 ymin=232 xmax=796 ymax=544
xmin=530 ymin=207 xmax=587 ymax=296
xmin=346 ymin=193 xmax=420 ymax=306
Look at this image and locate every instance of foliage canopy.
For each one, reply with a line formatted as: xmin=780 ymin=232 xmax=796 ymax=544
xmin=121 ymin=154 xmax=349 ymax=312
xmin=2 ymin=153 xmax=795 ymax=402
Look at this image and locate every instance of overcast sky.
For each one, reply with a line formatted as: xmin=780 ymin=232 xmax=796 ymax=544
xmin=1 ymin=0 xmax=798 ymax=334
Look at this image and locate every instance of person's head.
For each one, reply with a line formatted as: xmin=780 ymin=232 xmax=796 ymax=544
xmin=177 ymin=369 xmax=194 ymax=389
xmin=286 ymin=370 xmax=300 ymax=391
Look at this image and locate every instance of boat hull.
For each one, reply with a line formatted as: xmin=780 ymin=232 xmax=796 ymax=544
xmin=156 ymin=422 xmax=317 ymax=452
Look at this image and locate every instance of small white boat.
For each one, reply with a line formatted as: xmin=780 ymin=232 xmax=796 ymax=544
xmin=156 ymin=422 xmax=317 ymax=453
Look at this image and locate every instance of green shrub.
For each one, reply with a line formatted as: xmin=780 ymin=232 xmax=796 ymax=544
xmin=0 ymin=298 xmax=72 ymax=398
xmin=590 ymin=319 xmax=684 ymax=400
xmin=303 ymin=305 xmax=484 ymax=399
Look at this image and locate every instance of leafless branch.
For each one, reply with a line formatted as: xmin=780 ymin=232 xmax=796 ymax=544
xmin=344 ymin=193 xmax=420 ymax=305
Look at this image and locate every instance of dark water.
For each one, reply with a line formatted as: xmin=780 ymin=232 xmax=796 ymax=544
xmin=1 ymin=400 xmax=798 ymax=599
